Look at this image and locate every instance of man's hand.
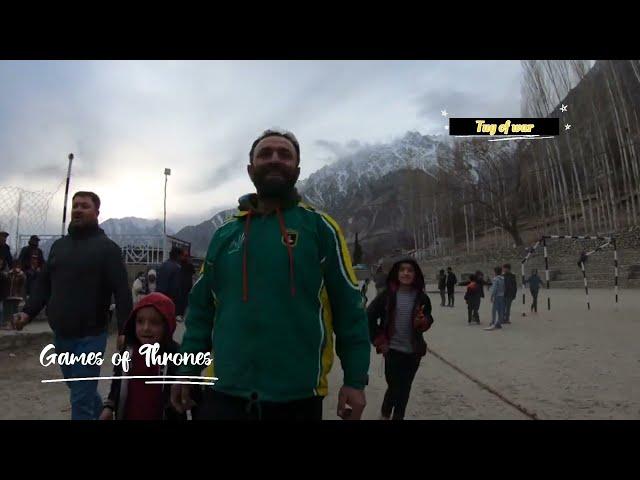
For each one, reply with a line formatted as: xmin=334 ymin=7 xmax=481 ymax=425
xmin=117 ymin=335 xmax=126 ymax=350
xmin=337 ymin=385 xmax=366 ymax=420
xmin=99 ymin=408 xmax=114 ymax=420
xmin=379 ymin=343 xmax=390 ymax=354
xmin=171 ymin=384 xmax=195 ymax=414
xmin=12 ymin=312 xmax=30 ymax=331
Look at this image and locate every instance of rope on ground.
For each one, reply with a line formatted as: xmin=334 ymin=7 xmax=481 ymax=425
xmin=426 ymin=346 xmax=539 ymax=420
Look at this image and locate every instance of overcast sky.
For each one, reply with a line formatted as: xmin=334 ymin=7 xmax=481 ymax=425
xmin=0 ymin=60 xmax=522 ymax=233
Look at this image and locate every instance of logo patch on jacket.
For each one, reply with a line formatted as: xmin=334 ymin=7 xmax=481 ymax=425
xmin=281 ymin=229 xmax=299 ymax=247
xmin=227 ymin=233 xmax=245 ymax=254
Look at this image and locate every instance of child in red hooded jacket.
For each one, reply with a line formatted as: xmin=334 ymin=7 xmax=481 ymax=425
xmin=464 ymin=274 xmax=482 ymax=325
xmin=99 ymin=292 xmax=198 ymax=420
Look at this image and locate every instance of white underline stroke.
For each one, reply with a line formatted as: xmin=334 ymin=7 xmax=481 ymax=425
xmin=41 ymin=375 xmax=218 ymax=384
xmin=488 ymin=136 xmax=555 ymax=142
xmin=144 ymin=381 xmax=218 ymax=385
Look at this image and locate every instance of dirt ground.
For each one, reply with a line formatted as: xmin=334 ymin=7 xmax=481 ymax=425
xmin=1 ymin=287 xmax=638 ymax=420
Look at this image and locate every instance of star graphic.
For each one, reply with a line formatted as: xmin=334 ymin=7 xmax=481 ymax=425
xmin=441 ymin=110 xmax=448 ymax=117
xmin=565 ymin=124 xmax=571 ymax=131
xmin=560 ymin=104 xmax=568 ymax=112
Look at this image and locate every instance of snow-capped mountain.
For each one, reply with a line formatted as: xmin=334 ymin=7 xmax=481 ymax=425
xmin=299 ymin=131 xmax=447 ymax=212
xmin=100 ymin=217 xmax=174 ymax=236
xmin=175 ymin=131 xmax=451 ymax=259
xmin=173 ymin=208 xmax=236 ymax=257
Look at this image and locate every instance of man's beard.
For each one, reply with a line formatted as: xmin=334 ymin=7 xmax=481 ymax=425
xmin=70 ymin=216 xmax=98 ymax=229
xmin=251 ymin=164 xmax=298 ymax=199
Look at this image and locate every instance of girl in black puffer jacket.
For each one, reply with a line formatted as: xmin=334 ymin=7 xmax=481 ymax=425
xmin=367 ymin=257 xmax=434 ymax=420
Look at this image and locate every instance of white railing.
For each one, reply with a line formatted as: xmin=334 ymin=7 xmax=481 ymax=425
xmin=18 ymin=233 xmax=191 ymax=266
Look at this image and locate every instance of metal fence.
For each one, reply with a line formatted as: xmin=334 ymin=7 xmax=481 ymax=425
xmin=18 ymin=233 xmax=192 ymax=266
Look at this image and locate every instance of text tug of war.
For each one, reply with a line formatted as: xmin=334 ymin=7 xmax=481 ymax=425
xmin=476 ymin=119 xmax=535 ymax=135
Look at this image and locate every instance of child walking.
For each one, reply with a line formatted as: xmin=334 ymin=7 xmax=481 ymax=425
xmin=100 ymin=292 xmax=195 ymax=420
xmin=464 ymin=274 xmax=482 ymax=325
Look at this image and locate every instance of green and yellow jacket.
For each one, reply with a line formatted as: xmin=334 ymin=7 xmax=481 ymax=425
xmin=179 ymin=192 xmax=370 ymax=402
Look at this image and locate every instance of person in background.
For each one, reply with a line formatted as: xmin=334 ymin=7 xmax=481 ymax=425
xmin=25 ymin=255 xmax=42 ymax=300
xmin=373 ymin=265 xmax=387 ymax=294
xmin=445 ymin=267 xmax=457 ymax=307
xmin=13 ymin=191 xmax=133 ymax=420
xmin=146 ymin=269 xmax=157 ymax=294
xmin=18 ymin=235 xmax=44 ymax=271
xmin=361 ymin=277 xmax=371 ymax=301
xmin=4 ymin=260 xmax=26 ymax=328
xmin=525 ymin=269 xmax=543 ymax=313
xmin=485 ymin=266 xmax=505 ymax=331
xmin=502 ymin=263 xmax=517 ymax=324
xmin=437 ymin=269 xmax=446 ymax=307
xmin=131 ymin=271 xmax=147 ymax=305
xmin=176 ymin=249 xmax=195 ymax=321
xmin=0 ymin=231 xmax=12 ymax=269
xmin=577 ymin=250 xmax=588 ymax=270
xmin=156 ymin=246 xmax=182 ymax=306
xmin=0 ymin=258 xmax=8 ymax=329
xmin=475 ymin=270 xmax=486 ymax=300
xmin=464 ymin=274 xmax=482 ymax=325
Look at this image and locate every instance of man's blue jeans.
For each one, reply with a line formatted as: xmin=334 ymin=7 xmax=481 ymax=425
xmin=54 ymin=332 xmax=108 ymax=420
xmin=491 ymin=296 xmax=505 ymax=328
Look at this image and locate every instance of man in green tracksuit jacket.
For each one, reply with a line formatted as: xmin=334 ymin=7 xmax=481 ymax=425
xmin=171 ymin=129 xmax=370 ymax=420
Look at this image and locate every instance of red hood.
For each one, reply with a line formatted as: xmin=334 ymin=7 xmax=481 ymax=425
xmin=123 ymin=292 xmax=176 ymax=345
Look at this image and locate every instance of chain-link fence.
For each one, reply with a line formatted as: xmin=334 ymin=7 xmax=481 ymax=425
xmin=0 ymin=186 xmax=58 ymax=254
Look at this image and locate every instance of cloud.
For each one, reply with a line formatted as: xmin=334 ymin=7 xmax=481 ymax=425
xmin=189 ymin=154 xmax=247 ymax=193
xmin=23 ymin=164 xmax=67 ymax=180
xmin=0 ymin=60 xmax=523 ymax=231
xmin=314 ymin=139 xmax=369 ymax=160
xmin=415 ymin=61 xmax=522 ymax=121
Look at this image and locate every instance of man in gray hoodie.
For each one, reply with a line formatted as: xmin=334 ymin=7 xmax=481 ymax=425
xmin=485 ymin=266 xmax=505 ymax=331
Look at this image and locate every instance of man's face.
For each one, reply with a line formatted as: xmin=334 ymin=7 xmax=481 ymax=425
xmin=71 ymin=196 xmax=99 ymax=227
xmin=248 ymin=136 xmax=300 ymax=198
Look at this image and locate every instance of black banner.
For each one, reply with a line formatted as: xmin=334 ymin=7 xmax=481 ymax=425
xmin=449 ymin=117 xmax=560 ymax=136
